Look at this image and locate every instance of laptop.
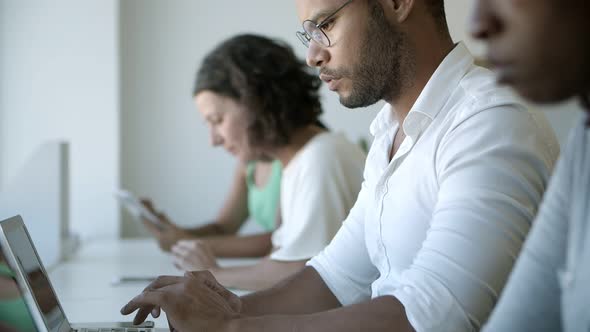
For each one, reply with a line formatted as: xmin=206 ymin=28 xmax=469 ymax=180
xmin=0 ymin=215 xmax=166 ymax=332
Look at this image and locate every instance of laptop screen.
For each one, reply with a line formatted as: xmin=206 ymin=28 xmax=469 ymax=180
xmin=2 ymin=223 xmax=67 ymax=332
xmin=0 ymin=244 xmax=39 ymax=332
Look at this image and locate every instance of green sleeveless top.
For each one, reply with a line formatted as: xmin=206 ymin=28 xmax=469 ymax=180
xmin=245 ymin=160 xmax=282 ymax=232
xmin=0 ymin=263 xmax=38 ymax=332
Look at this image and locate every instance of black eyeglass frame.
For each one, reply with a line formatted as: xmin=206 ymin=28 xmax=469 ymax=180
xmin=296 ymin=0 xmax=353 ymax=48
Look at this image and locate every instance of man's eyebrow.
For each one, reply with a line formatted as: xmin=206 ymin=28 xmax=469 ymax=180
xmin=308 ymin=8 xmax=333 ymax=24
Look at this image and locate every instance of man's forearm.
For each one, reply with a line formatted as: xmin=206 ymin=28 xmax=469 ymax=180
xmin=227 ymin=296 xmax=414 ymax=332
xmin=239 ymin=267 xmax=341 ymax=316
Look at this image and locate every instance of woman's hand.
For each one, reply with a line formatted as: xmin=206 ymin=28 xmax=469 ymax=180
xmin=171 ymin=240 xmax=219 ymax=271
xmin=140 ymin=199 xmax=194 ymax=251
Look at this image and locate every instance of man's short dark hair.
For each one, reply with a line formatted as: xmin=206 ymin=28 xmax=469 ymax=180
xmin=193 ymin=34 xmax=323 ymax=148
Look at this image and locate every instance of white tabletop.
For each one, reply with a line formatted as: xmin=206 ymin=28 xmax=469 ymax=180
xmin=48 ymin=238 xmax=256 ymax=328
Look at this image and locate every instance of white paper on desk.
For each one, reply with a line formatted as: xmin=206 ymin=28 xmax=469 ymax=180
xmin=110 ymin=276 xmax=157 ymax=285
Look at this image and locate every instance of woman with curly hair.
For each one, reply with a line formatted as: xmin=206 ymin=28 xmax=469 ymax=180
xmin=144 ymin=34 xmax=366 ymax=291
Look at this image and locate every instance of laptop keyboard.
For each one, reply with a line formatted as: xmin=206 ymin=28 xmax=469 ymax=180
xmin=73 ymin=329 xmax=153 ymax=332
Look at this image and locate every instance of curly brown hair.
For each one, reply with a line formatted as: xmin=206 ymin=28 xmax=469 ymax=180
xmin=193 ymin=34 xmax=323 ymax=149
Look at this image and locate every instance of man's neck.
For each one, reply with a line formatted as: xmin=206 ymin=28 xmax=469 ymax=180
xmin=386 ymin=37 xmax=455 ymax=126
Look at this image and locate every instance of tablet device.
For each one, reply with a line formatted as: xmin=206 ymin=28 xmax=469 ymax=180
xmin=115 ymin=190 xmax=166 ymax=230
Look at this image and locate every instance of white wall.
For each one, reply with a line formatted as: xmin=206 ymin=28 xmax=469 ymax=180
xmin=446 ymin=0 xmax=485 ymax=56
xmin=0 ymin=0 xmax=120 ymax=239
xmin=0 ymin=142 xmax=69 ymax=268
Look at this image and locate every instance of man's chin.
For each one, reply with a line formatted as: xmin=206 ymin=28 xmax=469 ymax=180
xmin=512 ymin=81 xmax=576 ymax=105
xmin=339 ymin=92 xmax=381 ymax=109
xmin=496 ymin=70 xmax=576 ymax=104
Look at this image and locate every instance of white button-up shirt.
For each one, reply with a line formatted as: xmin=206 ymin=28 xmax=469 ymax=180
xmin=308 ymin=43 xmax=560 ymax=332
xmin=482 ymin=117 xmax=590 ymax=332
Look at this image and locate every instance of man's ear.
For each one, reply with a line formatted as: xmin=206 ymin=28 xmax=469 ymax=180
xmin=376 ymin=0 xmax=415 ymax=24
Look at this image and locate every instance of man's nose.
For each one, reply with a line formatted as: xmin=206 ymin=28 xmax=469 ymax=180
xmin=306 ymin=40 xmax=330 ymax=68
xmin=210 ymin=130 xmax=223 ymax=146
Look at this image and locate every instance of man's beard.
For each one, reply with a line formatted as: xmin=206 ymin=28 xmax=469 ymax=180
xmin=325 ymin=3 xmax=414 ymax=108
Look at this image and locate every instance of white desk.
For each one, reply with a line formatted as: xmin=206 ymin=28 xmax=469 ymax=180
xmin=48 ymin=239 xmax=256 ymax=328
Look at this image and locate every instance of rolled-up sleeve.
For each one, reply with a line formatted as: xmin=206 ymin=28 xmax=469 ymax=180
xmin=307 ymin=181 xmax=379 ymax=305
xmin=380 ymin=107 xmax=558 ymax=331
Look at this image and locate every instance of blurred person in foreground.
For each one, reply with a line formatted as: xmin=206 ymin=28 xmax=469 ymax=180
xmin=470 ymin=1 xmax=590 ymax=331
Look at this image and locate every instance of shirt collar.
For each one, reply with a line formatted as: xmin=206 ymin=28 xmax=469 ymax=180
xmin=370 ymin=42 xmax=474 ymax=138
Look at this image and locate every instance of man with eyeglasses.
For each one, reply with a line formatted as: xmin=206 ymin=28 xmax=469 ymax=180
xmin=120 ymin=1 xmax=560 ymax=331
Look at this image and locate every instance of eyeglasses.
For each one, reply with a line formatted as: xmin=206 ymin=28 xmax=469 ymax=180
xmin=296 ymin=0 xmax=353 ymax=48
